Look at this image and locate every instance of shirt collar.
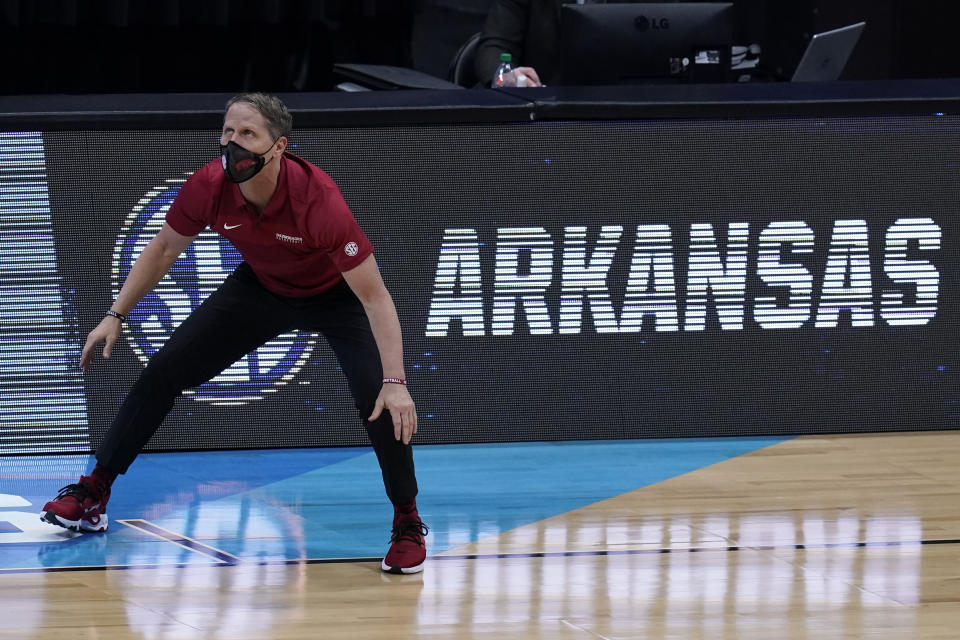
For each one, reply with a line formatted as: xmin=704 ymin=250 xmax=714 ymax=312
xmin=227 ymin=154 xmax=288 ymax=218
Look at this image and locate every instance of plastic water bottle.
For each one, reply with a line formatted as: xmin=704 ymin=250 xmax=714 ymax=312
xmin=492 ymin=52 xmax=514 ymax=88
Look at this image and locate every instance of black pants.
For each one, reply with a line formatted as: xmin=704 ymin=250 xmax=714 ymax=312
xmin=96 ymin=262 xmax=418 ymax=505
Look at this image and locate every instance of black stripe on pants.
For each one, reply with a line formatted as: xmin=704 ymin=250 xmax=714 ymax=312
xmin=95 ymin=262 xmax=418 ymax=505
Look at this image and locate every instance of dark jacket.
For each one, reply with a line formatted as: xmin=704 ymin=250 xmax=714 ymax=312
xmin=474 ymin=0 xmax=564 ymax=86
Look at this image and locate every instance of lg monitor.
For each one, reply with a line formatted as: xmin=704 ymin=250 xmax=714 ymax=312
xmin=560 ymin=3 xmax=736 ymax=86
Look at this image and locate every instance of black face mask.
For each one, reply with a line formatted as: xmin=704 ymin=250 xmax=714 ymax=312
xmin=220 ymin=139 xmax=277 ymax=183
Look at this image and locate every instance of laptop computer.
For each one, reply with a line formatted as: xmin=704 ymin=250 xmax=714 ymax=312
xmin=791 ymin=22 xmax=865 ymax=82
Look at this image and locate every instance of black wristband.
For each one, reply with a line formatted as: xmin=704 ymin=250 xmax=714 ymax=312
xmin=106 ymin=310 xmax=126 ymax=322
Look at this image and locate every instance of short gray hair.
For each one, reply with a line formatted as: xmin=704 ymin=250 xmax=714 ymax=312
xmin=225 ymin=93 xmax=293 ymax=140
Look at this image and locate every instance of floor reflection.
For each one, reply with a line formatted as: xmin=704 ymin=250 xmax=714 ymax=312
xmin=2 ymin=433 xmax=957 ymax=639
xmin=422 ymin=509 xmax=925 ymax=638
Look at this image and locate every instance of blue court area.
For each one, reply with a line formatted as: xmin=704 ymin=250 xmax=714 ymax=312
xmin=0 ymin=437 xmax=790 ymax=571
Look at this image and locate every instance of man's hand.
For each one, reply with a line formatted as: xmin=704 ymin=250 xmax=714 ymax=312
xmin=509 ymin=66 xmax=542 ymax=87
xmin=369 ymin=383 xmax=418 ymax=445
xmin=80 ymin=316 xmax=123 ymax=371
xmin=78 ymin=223 xmax=195 ymax=372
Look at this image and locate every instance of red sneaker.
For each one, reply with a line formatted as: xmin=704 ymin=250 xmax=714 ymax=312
xmin=41 ymin=475 xmax=110 ymax=533
xmin=381 ymin=507 xmax=428 ymax=574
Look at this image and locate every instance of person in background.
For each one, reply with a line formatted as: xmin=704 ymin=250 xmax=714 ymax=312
xmin=474 ymin=0 xmax=559 ymax=86
xmin=476 ymin=0 xmax=633 ymax=86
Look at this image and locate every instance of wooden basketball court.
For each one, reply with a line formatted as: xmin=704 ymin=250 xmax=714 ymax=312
xmin=1 ymin=431 xmax=958 ymax=639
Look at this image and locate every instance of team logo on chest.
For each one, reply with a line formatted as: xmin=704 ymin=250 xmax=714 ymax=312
xmin=276 ymin=232 xmax=304 ymax=244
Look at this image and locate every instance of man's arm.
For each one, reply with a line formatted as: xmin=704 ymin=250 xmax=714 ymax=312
xmin=341 ymin=254 xmax=418 ymax=444
xmin=474 ymin=0 xmax=532 ymax=86
xmin=80 ymin=223 xmax=196 ymax=370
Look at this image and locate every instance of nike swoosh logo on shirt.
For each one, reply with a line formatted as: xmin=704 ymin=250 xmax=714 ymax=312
xmin=224 ymin=223 xmax=242 ymax=230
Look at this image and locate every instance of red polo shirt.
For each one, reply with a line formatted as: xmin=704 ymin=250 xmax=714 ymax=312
xmin=165 ymin=152 xmax=374 ymax=297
